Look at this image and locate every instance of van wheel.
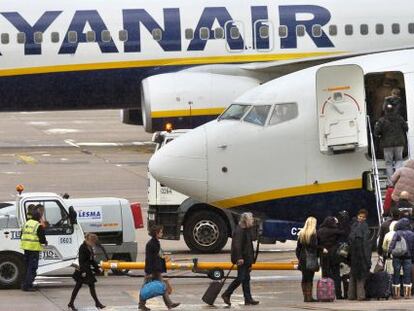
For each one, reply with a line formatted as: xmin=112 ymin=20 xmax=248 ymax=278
xmin=0 ymin=253 xmax=25 ymax=289
xmin=184 ymin=211 xmax=228 ymax=253
xmin=111 ymin=254 xmax=130 ymax=276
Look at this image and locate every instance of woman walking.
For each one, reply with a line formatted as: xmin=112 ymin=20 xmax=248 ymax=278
xmin=68 ymin=233 xmax=105 ymax=311
xmin=139 ymin=225 xmax=180 ymax=311
xmin=296 ymin=217 xmax=319 ymax=302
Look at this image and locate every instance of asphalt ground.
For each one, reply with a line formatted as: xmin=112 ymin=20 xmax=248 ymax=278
xmin=0 ymin=110 xmax=413 ymax=310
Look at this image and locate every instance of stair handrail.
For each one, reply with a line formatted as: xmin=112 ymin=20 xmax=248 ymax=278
xmin=367 ymin=116 xmax=384 ymax=226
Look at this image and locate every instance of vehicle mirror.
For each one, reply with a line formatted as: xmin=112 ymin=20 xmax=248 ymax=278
xmin=68 ymin=206 xmax=77 ymax=224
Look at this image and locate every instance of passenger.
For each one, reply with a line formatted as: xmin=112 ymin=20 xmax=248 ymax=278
xmin=378 ymin=210 xmax=400 ymax=257
xmin=388 ymin=218 xmax=414 ymax=299
xmin=374 ymin=105 xmax=408 ymax=184
xmin=348 ymin=209 xmax=371 ymax=301
xmin=391 ymin=160 xmax=414 ymax=203
xmin=383 ymin=88 xmax=402 ymax=115
xmin=317 ymin=216 xmax=344 ymax=299
xmin=337 ymin=210 xmax=351 ymax=243
xmin=295 ymin=217 xmax=319 ymax=302
xmin=222 ymin=212 xmax=259 ymax=306
xmin=20 ymin=210 xmax=47 ymax=291
xmin=382 ymin=220 xmax=398 ymax=259
xmin=68 ymin=233 xmax=105 ymax=311
xmin=139 ymin=225 xmax=179 ymax=311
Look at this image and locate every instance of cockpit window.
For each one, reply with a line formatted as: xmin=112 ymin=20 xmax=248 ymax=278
xmin=219 ymin=104 xmax=251 ymax=121
xmin=243 ymin=105 xmax=271 ymax=126
xmin=269 ymin=103 xmax=298 ymax=126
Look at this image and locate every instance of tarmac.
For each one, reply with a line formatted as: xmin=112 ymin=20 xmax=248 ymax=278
xmin=0 ymin=110 xmax=413 ymax=310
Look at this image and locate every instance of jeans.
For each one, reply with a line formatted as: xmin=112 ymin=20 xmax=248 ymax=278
xmin=393 ymin=258 xmax=412 ymax=285
xmin=22 ymin=250 xmax=39 ymax=290
xmin=223 ymin=264 xmax=252 ymax=301
xmin=384 ymin=146 xmax=404 ymax=183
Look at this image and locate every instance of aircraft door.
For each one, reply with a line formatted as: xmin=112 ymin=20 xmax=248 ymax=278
xmin=316 ymin=65 xmax=368 ymax=154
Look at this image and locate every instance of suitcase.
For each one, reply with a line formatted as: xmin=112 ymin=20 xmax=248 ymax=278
xmin=365 ymin=271 xmax=392 ymax=300
xmin=202 ymin=265 xmax=234 ymax=305
xmin=317 ymin=277 xmax=335 ymax=302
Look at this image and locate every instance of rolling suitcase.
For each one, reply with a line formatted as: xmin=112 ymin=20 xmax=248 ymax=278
xmin=317 ymin=277 xmax=335 ymax=302
xmin=365 ymin=271 xmax=392 ymax=300
xmin=202 ymin=265 xmax=234 ymax=305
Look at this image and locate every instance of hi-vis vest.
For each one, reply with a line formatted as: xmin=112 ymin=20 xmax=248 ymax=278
xmin=20 ymin=219 xmax=43 ymax=251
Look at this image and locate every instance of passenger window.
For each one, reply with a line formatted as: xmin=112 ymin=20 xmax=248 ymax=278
xmin=86 ymin=31 xmax=96 ymax=42
xmin=219 ymin=104 xmax=251 ymax=121
xmin=392 ymin=23 xmax=400 ymax=34
xmin=17 ymin=32 xmax=26 ymax=44
xmin=259 ymin=25 xmax=269 ymax=39
xmin=269 ymin=103 xmax=298 ymax=126
xmin=329 ymin=25 xmax=337 ymax=36
xmin=152 ymin=28 xmax=162 ymax=41
xmin=200 ymin=27 xmax=210 ymax=40
xmin=312 ymin=25 xmax=322 ymax=37
xmin=360 ymin=24 xmax=369 ymax=35
xmin=34 ymin=32 xmax=43 ymax=44
xmin=214 ymin=27 xmax=224 ymax=39
xmin=51 ymin=32 xmax=60 ymax=43
xmin=185 ymin=28 xmax=194 ymax=40
xmin=68 ymin=31 xmax=77 ymax=43
xmin=345 ymin=25 xmax=353 ymax=36
xmin=1 ymin=33 xmax=9 ymax=44
xmin=278 ymin=25 xmax=288 ymax=38
xmin=409 ymin=23 xmax=414 ymax=34
xmin=376 ymin=24 xmax=384 ymax=35
xmin=119 ymin=30 xmax=128 ymax=42
xmin=101 ymin=30 xmax=111 ymax=42
xmin=244 ymin=105 xmax=271 ymax=126
xmin=296 ymin=25 xmax=305 ymax=37
xmin=230 ymin=26 xmax=240 ymax=39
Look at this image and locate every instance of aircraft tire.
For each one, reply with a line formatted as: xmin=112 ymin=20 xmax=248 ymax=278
xmin=184 ymin=210 xmax=228 ymax=253
xmin=0 ymin=253 xmax=25 ymax=289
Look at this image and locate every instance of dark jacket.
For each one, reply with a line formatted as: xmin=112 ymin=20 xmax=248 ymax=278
xmin=74 ymin=242 xmax=100 ymax=284
xmin=318 ymin=217 xmax=344 ymax=253
xmin=337 ymin=212 xmax=351 ymax=243
xmin=296 ymin=234 xmax=319 ymax=272
xmin=377 ymin=218 xmax=394 ymax=256
xmin=349 ymin=221 xmax=371 ymax=280
xmin=374 ymin=111 xmax=408 ymax=148
xmin=389 ymin=218 xmax=414 ymax=260
xmin=36 ymin=226 xmax=47 ymax=245
xmin=231 ymin=225 xmax=254 ymax=265
xmin=144 ymin=237 xmax=166 ymax=276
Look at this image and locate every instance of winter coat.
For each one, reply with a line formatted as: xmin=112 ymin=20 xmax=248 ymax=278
xmin=349 ymin=221 xmax=372 ymax=280
xmin=145 ymin=237 xmax=167 ymax=276
xmin=374 ymin=111 xmax=408 ymax=148
xmin=382 ymin=221 xmax=398 ymax=257
xmin=231 ymin=225 xmax=255 ymax=265
xmin=73 ymin=242 xmax=100 ymax=284
xmin=377 ymin=218 xmax=394 ymax=256
xmin=391 ymin=160 xmax=414 ymax=203
xmin=337 ymin=213 xmax=351 ymax=243
xmin=296 ymin=234 xmax=319 ymax=272
xmin=389 ymin=218 xmax=414 ymax=260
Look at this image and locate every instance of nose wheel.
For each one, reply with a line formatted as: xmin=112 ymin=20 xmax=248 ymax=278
xmin=184 ymin=210 xmax=228 ymax=253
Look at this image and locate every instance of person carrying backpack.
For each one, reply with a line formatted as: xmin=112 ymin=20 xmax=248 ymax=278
xmin=388 ymin=218 xmax=414 ymax=299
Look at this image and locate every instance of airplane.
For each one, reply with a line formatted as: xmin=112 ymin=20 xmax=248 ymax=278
xmin=1 ymin=0 xmax=414 ymax=132
xmin=148 ymin=49 xmax=414 ymax=242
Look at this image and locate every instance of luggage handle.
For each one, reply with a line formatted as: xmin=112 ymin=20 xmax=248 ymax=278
xmin=222 ymin=264 xmax=235 ymax=285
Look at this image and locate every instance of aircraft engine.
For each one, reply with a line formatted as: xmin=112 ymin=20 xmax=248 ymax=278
xmin=141 ymin=72 xmax=260 ymax=132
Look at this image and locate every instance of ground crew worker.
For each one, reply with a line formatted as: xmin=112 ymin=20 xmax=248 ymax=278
xmin=20 ymin=210 xmax=47 ymax=291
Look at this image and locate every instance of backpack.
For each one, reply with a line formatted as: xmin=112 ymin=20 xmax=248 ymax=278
xmin=391 ymin=234 xmax=408 ymax=258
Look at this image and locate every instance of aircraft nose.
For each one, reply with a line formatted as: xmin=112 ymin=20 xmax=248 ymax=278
xmin=149 ymin=127 xmax=208 ymax=202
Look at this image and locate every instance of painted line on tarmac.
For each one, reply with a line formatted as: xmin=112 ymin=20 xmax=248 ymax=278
xmin=17 ymin=154 xmax=37 ymax=164
xmin=65 ymin=139 xmax=154 ymax=148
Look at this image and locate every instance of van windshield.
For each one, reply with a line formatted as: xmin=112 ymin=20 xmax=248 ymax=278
xmin=219 ymin=104 xmax=251 ymax=121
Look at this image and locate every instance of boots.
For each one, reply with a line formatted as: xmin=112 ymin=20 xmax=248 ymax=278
xmin=302 ymin=283 xmax=317 ymax=302
xmin=392 ymin=284 xmax=400 ymax=299
xmin=404 ymin=284 xmax=412 ymax=299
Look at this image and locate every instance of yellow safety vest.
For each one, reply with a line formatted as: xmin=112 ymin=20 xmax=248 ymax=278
xmin=20 ymin=219 xmax=43 ymax=251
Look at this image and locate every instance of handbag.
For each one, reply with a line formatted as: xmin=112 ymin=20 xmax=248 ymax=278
xmin=374 ymin=256 xmax=385 ymax=273
xmin=305 ymin=249 xmax=320 ymax=272
xmin=140 ymin=280 xmax=167 ymax=301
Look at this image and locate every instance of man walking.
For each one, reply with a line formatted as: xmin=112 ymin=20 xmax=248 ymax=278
xmin=20 ymin=210 xmax=47 ymax=291
xmin=375 ymin=104 xmax=408 ymax=184
xmin=222 ymin=212 xmax=259 ymax=306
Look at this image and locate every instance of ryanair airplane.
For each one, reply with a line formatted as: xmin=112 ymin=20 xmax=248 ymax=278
xmin=1 ymin=0 xmax=414 ymax=132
